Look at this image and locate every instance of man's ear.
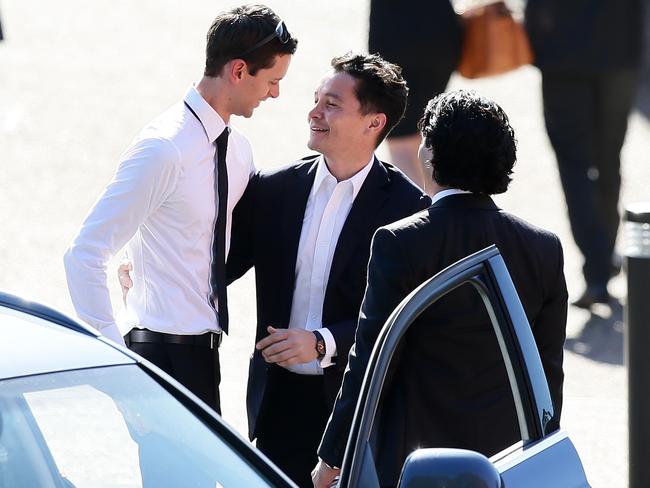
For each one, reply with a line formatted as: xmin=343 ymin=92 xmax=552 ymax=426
xmin=368 ymin=113 xmax=387 ymax=135
xmin=227 ymin=59 xmax=248 ymax=82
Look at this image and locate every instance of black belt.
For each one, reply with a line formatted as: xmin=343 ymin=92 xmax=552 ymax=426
xmin=127 ymin=328 xmax=222 ymax=349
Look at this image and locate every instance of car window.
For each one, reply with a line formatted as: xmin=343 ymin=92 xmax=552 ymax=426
xmin=0 ymin=365 xmax=275 ymax=488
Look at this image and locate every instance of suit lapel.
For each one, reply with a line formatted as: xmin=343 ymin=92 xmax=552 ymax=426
xmin=279 ymin=159 xmax=318 ymax=305
xmin=326 ymin=158 xmax=391 ymax=291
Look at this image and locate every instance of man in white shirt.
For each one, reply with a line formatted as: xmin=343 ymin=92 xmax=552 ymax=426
xmin=225 ymin=52 xmax=430 ymax=486
xmin=64 ymin=4 xmax=297 ymax=413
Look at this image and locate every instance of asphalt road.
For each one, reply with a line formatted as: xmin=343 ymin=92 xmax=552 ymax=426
xmin=1 ymin=1 xmax=648 ymax=486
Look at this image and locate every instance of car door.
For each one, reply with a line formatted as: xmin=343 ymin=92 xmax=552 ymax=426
xmin=338 ymin=245 xmax=590 ymax=488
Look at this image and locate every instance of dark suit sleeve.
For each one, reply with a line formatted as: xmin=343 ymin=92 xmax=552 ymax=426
xmin=226 ymin=172 xmax=258 ymax=284
xmin=318 ymin=226 xmax=411 ymax=466
xmin=532 ymin=235 xmax=568 ymax=426
xmin=325 ymin=320 xmax=356 ymax=373
xmin=416 ymin=194 xmax=432 ymax=213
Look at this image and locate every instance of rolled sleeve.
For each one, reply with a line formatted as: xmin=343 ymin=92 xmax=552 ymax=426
xmin=64 ymin=137 xmax=179 ymax=337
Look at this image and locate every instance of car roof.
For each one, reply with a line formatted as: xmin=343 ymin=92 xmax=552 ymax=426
xmin=0 ymin=291 xmax=134 ymax=380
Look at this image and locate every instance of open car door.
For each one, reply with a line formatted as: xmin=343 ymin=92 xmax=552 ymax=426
xmin=339 ymin=245 xmax=590 ymax=488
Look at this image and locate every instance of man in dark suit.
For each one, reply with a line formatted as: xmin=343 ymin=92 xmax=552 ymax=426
xmin=226 ymin=52 xmax=429 ymax=487
xmin=313 ymin=90 xmax=568 ymax=488
xmin=525 ymin=0 xmax=643 ymax=307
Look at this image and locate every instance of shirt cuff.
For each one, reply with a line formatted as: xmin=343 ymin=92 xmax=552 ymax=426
xmin=98 ymin=323 xmax=127 ymax=347
xmin=317 ymin=327 xmax=337 ymax=368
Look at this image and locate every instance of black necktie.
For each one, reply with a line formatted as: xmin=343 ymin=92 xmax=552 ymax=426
xmin=210 ymin=128 xmax=229 ymax=333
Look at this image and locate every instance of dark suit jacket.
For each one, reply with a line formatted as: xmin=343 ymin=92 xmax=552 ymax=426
xmin=318 ymin=194 xmax=568 ymax=486
xmin=226 ymin=155 xmax=430 ymax=439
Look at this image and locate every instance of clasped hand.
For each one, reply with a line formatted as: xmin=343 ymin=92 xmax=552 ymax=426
xmin=256 ymin=326 xmax=318 ymax=367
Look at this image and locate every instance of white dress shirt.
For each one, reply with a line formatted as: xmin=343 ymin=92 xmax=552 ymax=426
xmin=64 ymin=86 xmax=254 ymax=344
xmin=430 ymin=188 xmax=472 ymax=205
xmin=286 ymin=155 xmax=375 ymax=375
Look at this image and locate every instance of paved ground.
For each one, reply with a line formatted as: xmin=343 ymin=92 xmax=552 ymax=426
xmin=1 ymin=1 xmax=648 ymax=486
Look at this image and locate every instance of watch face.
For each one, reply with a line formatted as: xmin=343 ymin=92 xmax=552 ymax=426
xmin=313 ymin=331 xmax=326 ymax=358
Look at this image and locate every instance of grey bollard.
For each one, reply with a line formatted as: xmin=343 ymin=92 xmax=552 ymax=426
xmin=625 ymin=202 xmax=650 ymax=488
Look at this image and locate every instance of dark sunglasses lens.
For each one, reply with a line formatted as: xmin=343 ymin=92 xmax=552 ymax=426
xmin=277 ymin=21 xmax=290 ymax=43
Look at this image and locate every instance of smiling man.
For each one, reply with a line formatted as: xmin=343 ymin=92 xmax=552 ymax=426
xmin=64 ymin=4 xmax=297 ymax=414
xmin=225 ymin=52 xmax=430 ymax=486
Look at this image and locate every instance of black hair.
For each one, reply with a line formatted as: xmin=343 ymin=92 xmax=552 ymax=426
xmin=331 ymin=52 xmax=408 ymax=145
xmin=418 ymin=90 xmax=516 ymax=194
xmin=204 ymin=4 xmax=298 ymax=77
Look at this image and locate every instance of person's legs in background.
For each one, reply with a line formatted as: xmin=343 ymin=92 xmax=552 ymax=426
xmin=594 ymin=69 xmax=639 ymax=275
xmin=542 ymin=69 xmax=638 ymax=307
xmin=386 ymin=133 xmax=425 ymax=190
xmin=385 ymin=66 xmax=454 ymax=196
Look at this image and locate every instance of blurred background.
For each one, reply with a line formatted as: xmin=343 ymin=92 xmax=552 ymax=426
xmin=0 ymin=1 xmax=648 ymax=486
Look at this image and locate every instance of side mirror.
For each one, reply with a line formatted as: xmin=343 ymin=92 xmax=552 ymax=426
xmin=398 ymin=448 xmax=502 ymax=488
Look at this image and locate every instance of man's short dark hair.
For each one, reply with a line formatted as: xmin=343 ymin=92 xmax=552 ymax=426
xmin=330 ymin=52 xmax=408 ymax=145
xmin=204 ymin=4 xmax=298 ymax=77
xmin=418 ymin=90 xmax=516 ymax=194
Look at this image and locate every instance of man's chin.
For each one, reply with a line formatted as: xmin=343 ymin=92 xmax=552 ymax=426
xmin=307 ymin=138 xmax=322 ymax=153
xmin=233 ymin=106 xmax=255 ymax=118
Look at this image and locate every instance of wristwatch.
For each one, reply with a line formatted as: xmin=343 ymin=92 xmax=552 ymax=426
xmin=313 ymin=330 xmax=326 ymax=360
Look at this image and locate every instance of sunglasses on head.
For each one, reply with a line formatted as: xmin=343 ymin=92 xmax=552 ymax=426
xmin=237 ymin=20 xmax=290 ymax=57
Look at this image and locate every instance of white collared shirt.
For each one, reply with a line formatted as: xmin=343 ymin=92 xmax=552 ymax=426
xmin=64 ymin=86 xmax=254 ymax=343
xmin=286 ymin=155 xmax=375 ymax=375
xmin=430 ymin=188 xmax=472 ymax=205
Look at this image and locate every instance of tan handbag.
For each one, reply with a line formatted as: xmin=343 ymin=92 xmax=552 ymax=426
xmin=457 ymin=1 xmax=533 ymax=79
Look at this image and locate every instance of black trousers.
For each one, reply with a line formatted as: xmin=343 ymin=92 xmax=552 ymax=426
xmin=255 ymin=367 xmax=329 ymax=488
xmin=127 ymin=333 xmax=221 ymax=414
xmin=541 ymin=69 xmax=638 ymax=288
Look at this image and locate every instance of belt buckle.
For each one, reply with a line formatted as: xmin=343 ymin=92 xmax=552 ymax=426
xmin=210 ymin=332 xmax=222 ymax=349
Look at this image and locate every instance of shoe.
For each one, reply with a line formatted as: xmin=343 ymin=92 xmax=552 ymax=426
xmin=571 ymin=286 xmax=612 ymax=309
